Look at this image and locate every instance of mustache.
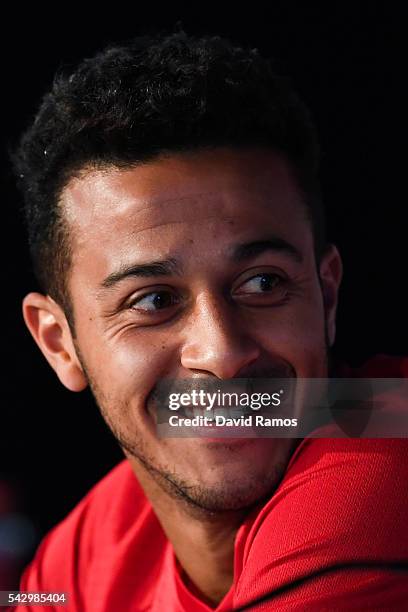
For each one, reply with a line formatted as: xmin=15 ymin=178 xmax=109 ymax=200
xmin=232 ymin=362 xmax=295 ymax=380
xmin=147 ymin=361 xmax=296 ymax=408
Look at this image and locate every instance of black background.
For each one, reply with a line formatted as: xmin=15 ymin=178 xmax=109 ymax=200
xmin=1 ymin=2 xmax=406 ymax=588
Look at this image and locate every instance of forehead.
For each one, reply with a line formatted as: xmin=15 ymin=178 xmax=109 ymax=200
xmin=61 ymin=148 xmax=313 ymax=278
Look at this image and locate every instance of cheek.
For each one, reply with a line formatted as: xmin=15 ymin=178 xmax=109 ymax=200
xmin=250 ymin=292 xmax=327 ymax=371
xmin=79 ymin=327 xmax=178 ymax=404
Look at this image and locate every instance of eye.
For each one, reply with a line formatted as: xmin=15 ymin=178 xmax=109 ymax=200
xmin=129 ymin=290 xmax=180 ymax=313
xmin=232 ymin=272 xmax=289 ymax=306
xmin=235 ymin=273 xmax=283 ymax=294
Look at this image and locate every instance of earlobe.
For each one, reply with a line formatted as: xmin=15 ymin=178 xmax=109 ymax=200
xmin=318 ymin=245 xmax=343 ymax=346
xmin=22 ymin=292 xmax=88 ymax=392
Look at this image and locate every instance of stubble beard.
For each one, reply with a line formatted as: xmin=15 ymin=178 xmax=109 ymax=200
xmin=72 ymin=321 xmax=331 ymax=514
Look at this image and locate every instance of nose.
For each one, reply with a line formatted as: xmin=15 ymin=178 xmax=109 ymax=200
xmin=180 ymin=293 xmax=261 ymax=379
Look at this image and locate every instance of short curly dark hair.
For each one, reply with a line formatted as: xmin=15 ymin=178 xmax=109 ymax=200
xmin=10 ymin=28 xmax=325 ymax=333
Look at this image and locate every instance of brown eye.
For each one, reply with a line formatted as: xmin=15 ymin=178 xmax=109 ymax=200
xmin=130 ymin=290 xmax=179 ymax=312
xmin=237 ymin=273 xmax=282 ymax=294
xmin=259 ymin=274 xmax=281 ymax=291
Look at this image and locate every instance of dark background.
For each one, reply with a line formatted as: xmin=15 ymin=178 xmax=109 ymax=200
xmin=1 ymin=3 xmax=406 ymax=589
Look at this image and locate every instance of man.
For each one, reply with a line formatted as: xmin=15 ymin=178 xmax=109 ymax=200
xmin=10 ymin=30 xmax=408 ymax=610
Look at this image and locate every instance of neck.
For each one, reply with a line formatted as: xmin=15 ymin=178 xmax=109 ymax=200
xmin=128 ymin=458 xmax=256 ymax=607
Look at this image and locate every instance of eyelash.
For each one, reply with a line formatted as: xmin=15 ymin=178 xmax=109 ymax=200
xmin=234 ymin=272 xmax=285 ymax=295
xmin=127 ymin=272 xmax=288 ymax=314
xmin=128 ymin=290 xmax=181 ymax=313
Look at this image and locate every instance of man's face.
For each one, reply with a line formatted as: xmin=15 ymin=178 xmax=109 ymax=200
xmin=58 ymin=147 xmax=340 ymax=511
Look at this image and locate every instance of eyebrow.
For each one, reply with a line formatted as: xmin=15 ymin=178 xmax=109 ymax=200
xmin=99 ymin=236 xmax=303 ymax=291
xmin=231 ymin=237 xmax=303 ymax=264
xmin=100 ymin=258 xmax=182 ymax=289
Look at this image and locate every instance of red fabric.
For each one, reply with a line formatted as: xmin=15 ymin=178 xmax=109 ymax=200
xmin=15 ymin=355 xmax=408 ymax=611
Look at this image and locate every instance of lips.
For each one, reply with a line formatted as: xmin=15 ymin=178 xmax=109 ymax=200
xmin=146 ymin=359 xmax=296 ymax=428
xmin=183 ymin=404 xmax=244 ymax=420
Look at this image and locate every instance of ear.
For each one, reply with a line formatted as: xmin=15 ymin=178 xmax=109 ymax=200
xmin=22 ymin=292 xmax=88 ymax=392
xmin=318 ymin=244 xmax=343 ymax=347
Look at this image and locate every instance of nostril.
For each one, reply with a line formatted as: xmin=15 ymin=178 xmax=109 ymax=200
xmin=180 ymin=343 xmax=261 ymax=380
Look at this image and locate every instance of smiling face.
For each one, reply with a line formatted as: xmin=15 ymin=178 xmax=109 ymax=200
xmin=24 ymin=147 xmax=342 ymax=512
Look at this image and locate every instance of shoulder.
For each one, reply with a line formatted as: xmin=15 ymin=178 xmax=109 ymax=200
xmin=234 ymin=354 xmax=408 ymax=607
xmin=235 ymin=437 xmax=408 ymax=608
xmin=20 ymin=459 xmax=146 ymax=593
xmin=242 ymin=437 xmax=408 ymax=566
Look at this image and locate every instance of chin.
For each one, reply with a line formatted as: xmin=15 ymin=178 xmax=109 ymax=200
xmin=184 ymin=457 xmax=288 ymax=511
xmin=182 ymin=474 xmax=282 ymax=513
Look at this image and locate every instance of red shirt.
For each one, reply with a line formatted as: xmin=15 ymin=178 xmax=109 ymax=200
xmin=15 ymin=355 xmax=408 ymax=610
